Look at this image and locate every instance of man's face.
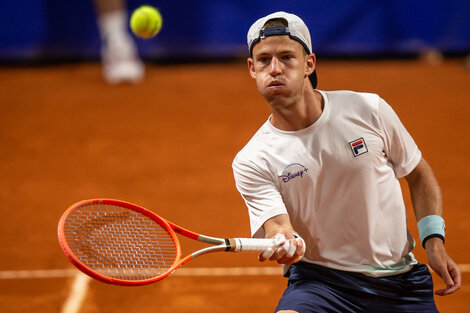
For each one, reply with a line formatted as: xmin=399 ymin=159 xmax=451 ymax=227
xmin=248 ymin=35 xmax=315 ymax=107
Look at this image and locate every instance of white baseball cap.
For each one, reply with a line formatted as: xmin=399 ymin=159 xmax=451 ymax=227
xmin=247 ymin=11 xmax=317 ymax=88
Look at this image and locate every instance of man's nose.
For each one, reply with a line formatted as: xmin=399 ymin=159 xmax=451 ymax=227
xmin=269 ymin=57 xmax=282 ymax=76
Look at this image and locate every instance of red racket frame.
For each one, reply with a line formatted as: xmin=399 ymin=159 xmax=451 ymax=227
xmin=57 ymin=199 xmax=204 ymax=286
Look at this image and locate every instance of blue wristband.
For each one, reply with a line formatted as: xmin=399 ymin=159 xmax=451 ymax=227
xmin=417 ymin=215 xmax=445 ymax=248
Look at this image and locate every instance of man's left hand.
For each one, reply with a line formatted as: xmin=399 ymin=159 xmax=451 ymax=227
xmin=425 ymin=237 xmax=461 ymax=296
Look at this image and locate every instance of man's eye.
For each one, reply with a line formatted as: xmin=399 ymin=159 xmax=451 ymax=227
xmin=282 ymin=55 xmax=292 ymax=60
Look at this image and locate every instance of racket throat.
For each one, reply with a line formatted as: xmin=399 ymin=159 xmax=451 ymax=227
xmin=191 ymin=245 xmax=228 ymax=258
xmin=189 ymin=238 xmax=241 ymax=259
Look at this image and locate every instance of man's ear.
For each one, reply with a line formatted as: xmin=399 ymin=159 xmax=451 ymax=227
xmin=247 ymin=57 xmax=257 ymax=79
xmin=305 ymin=53 xmax=316 ymax=77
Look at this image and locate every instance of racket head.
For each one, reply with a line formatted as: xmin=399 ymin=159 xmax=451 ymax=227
xmin=57 ymin=199 xmax=182 ymax=286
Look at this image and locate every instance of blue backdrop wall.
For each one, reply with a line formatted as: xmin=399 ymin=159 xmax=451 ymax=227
xmin=0 ymin=0 xmax=469 ymax=60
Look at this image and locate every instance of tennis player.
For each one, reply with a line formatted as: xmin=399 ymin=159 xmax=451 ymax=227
xmin=232 ymin=11 xmax=461 ymax=312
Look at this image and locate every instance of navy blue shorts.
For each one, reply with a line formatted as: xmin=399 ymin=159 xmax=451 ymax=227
xmin=275 ymin=262 xmax=438 ymax=313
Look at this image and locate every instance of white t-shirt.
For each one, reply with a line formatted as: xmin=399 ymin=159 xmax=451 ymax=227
xmin=232 ymin=90 xmax=422 ymax=277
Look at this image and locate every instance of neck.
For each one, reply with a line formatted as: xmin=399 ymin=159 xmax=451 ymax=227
xmin=270 ymin=85 xmax=323 ymax=131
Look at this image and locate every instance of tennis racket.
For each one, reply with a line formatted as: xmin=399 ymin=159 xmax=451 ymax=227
xmin=57 ymin=199 xmax=278 ymax=286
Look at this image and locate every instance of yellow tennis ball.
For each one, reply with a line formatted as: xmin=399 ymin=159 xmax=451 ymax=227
xmin=130 ymin=6 xmax=163 ymax=38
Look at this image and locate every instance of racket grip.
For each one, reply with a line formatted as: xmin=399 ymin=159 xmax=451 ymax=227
xmin=230 ymin=238 xmax=278 ymax=252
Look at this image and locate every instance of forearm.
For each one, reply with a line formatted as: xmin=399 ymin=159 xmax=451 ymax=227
xmin=406 ymin=158 xmax=446 ymax=248
xmin=405 ymin=158 xmax=461 ymax=295
xmin=262 ymin=214 xmax=296 ymax=238
xmin=406 ymin=158 xmax=443 ymax=221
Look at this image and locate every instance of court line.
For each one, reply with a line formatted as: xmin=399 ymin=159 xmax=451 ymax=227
xmin=0 ymin=264 xmax=469 ymax=279
xmin=0 ymin=269 xmax=77 ymax=279
xmin=60 ymin=272 xmax=90 ymax=313
xmin=0 ymin=267 xmax=282 ymax=279
xmin=172 ymin=266 xmax=283 ymax=276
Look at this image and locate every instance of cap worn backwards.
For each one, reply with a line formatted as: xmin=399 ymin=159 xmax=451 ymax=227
xmin=246 ymin=11 xmax=318 ymax=89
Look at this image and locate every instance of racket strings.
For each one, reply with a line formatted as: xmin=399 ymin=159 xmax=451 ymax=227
xmin=63 ymin=203 xmax=178 ymax=281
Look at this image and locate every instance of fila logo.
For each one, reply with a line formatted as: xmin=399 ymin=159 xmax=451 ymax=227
xmin=349 ymin=137 xmax=368 ymax=157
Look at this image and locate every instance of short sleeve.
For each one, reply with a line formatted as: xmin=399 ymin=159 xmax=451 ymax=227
xmin=232 ymin=157 xmax=287 ymax=238
xmin=378 ymin=98 xmax=421 ymax=178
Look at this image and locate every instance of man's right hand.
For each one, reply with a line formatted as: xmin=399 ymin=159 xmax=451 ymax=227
xmin=259 ymin=232 xmax=305 ymax=265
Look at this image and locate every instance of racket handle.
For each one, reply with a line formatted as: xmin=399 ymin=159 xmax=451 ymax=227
xmin=229 ymin=238 xmax=278 ymax=252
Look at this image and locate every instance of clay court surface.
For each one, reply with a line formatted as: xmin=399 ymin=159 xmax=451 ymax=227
xmin=0 ymin=59 xmax=469 ymax=312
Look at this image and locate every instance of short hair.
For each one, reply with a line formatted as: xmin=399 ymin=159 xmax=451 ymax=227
xmin=262 ymin=18 xmax=288 ymax=29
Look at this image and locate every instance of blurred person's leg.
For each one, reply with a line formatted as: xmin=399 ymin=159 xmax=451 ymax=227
xmin=94 ymin=0 xmax=144 ymax=84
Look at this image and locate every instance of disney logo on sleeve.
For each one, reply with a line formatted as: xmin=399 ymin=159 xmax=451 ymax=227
xmin=279 ymin=163 xmax=309 ymax=183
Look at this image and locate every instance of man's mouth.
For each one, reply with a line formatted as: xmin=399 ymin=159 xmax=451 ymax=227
xmin=268 ymin=81 xmax=284 ymax=87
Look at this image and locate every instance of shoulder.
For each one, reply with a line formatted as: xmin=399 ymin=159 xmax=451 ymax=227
xmin=232 ymin=120 xmax=272 ymax=169
xmin=321 ymin=90 xmax=385 ymax=124
xmin=322 ymin=90 xmax=381 ymax=110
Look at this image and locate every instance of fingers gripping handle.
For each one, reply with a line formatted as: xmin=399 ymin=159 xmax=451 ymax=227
xmin=229 ymin=238 xmax=278 ymax=252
